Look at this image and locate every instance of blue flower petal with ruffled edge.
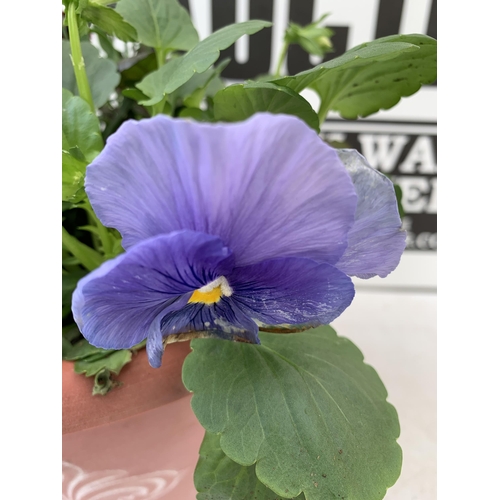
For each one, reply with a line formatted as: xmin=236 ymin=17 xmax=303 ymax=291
xmin=73 ymin=114 xmax=406 ymax=367
xmin=72 ymin=231 xmax=234 ymax=351
xmin=335 ymin=149 xmax=407 ymax=279
xmin=72 ymin=229 xmax=355 ymax=366
xmin=228 ymin=257 xmax=354 ymax=326
xmin=85 ymin=113 xmax=357 ymax=267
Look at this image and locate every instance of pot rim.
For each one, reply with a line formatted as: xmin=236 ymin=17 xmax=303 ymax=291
xmin=62 ymin=341 xmax=192 ymax=435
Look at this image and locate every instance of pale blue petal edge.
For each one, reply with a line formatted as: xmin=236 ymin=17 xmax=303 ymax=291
xmin=335 ymin=149 xmax=406 ymax=279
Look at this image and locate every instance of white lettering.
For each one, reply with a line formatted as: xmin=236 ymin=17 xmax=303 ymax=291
xmin=399 ymin=135 xmax=437 ymax=174
xmin=393 ymin=176 xmax=436 ymax=214
xmin=427 ymin=177 xmax=437 ymax=213
xmin=358 ymin=134 xmax=409 ymax=173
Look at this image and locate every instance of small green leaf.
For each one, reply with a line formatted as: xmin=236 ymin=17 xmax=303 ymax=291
xmin=195 ymin=432 xmax=305 ymax=499
xmin=82 ymin=2 xmax=137 ymax=41
xmin=121 ymin=87 xmax=150 ymax=102
xmin=92 ymin=369 xmax=118 ymax=395
xmin=74 ymin=349 xmax=132 ymax=376
xmin=136 ymin=57 xmax=182 ymax=105
xmin=62 ymin=324 xmax=82 ymax=343
xmin=62 ymin=39 xmax=120 ymax=108
xmin=213 ymin=82 xmax=320 ymax=132
xmin=170 ymin=58 xmax=230 ymax=108
xmin=116 ymin=0 xmax=198 ymax=51
xmin=285 ymin=14 xmax=333 ymax=57
xmin=273 ymin=34 xmax=437 ymax=120
xmin=68 ymin=146 xmax=87 ymax=162
xmin=392 ymin=182 xmax=405 ymax=219
xmin=137 ymin=20 xmax=272 ymax=105
xmin=62 ymin=336 xmax=74 ymax=358
xmin=62 ymin=226 xmax=104 ymax=271
xmin=119 ymin=52 xmax=157 ymax=87
xmin=63 ymin=338 xmax=107 ymax=361
xmin=75 ymin=0 xmax=90 ymax=15
xmin=183 ymin=326 xmax=401 ymax=500
xmin=62 ymin=325 xmax=82 ymax=358
xmin=62 ymin=151 xmax=87 ymax=203
xmin=88 ymin=0 xmax=117 ymax=5
xmin=62 ymin=90 xmax=103 ymax=160
xmin=178 ymin=107 xmax=213 ymax=122
xmin=62 ymin=269 xmax=87 ymax=307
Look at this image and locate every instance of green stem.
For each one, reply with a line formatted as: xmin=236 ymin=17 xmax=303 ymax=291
xmin=274 ymin=41 xmax=289 ymax=78
xmin=155 ymin=47 xmax=167 ymax=69
xmin=82 ymin=200 xmax=113 ymax=256
xmin=67 ymin=2 xmax=95 ymax=113
xmin=150 ymin=48 xmax=171 ymax=116
xmin=317 ymin=99 xmax=330 ymax=124
xmin=62 ymin=226 xmax=104 ymax=271
xmin=150 ymin=95 xmax=169 ymax=117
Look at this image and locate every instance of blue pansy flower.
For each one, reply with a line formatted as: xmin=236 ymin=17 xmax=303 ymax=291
xmin=72 ymin=113 xmax=405 ymax=368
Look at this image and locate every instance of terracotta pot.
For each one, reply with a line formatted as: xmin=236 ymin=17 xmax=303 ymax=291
xmin=62 ymin=342 xmax=205 ymax=500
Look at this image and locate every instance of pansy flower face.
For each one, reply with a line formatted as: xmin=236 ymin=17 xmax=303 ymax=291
xmin=72 ymin=114 xmax=405 ymax=367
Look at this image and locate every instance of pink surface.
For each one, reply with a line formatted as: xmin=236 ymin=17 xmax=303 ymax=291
xmin=62 ymin=394 xmax=205 ymax=499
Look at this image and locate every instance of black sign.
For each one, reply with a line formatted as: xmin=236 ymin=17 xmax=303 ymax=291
xmin=321 ymin=120 xmax=437 ymax=251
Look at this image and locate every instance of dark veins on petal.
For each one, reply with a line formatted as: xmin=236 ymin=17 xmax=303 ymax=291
xmin=160 ymin=299 xmax=260 ymax=344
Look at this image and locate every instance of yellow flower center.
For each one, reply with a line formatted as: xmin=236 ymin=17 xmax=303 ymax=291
xmin=188 ymin=276 xmax=233 ymax=305
xmin=189 ymin=286 xmax=222 ymax=304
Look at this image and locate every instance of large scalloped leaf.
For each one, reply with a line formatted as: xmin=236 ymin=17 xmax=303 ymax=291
xmin=81 ymin=2 xmax=137 ymax=42
xmin=62 ymin=40 xmax=120 ymax=108
xmin=62 ymin=89 xmax=103 ymax=202
xmin=183 ymin=326 xmax=401 ymax=500
xmin=116 ymin=0 xmax=198 ymax=50
xmin=62 ymin=90 xmax=103 ymax=160
xmin=213 ymin=82 xmax=320 ymax=132
xmin=136 ymin=20 xmax=272 ymax=105
xmin=195 ymin=432 xmax=305 ymax=500
xmin=273 ymin=34 xmax=436 ymax=120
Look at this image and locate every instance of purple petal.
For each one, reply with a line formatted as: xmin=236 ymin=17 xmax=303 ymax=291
xmin=71 ymin=230 xmax=234 ymax=351
xmin=158 ymin=298 xmax=260 ymax=344
xmin=85 ymin=113 xmax=357 ymax=266
xmin=334 ymin=150 xmax=407 ymax=279
xmin=228 ymin=257 xmax=355 ymax=326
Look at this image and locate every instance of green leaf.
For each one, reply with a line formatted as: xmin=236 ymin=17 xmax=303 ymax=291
xmin=62 ymin=269 xmax=87 ymax=307
xmin=62 ymin=324 xmax=82 ymax=343
xmin=285 ymin=14 xmax=333 ymax=57
xmin=89 ymin=0 xmax=118 ymax=5
xmin=178 ymin=107 xmax=213 ymax=122
xmin=137 ymin=20 xmax=272 ymax=105
xmin=183 ymin=326 xmax=401 ymax=500
xmin=92 ymin=369 xmax=118 ymax=395
xmin=82 ymin=3 xmax=137 ymax=42
xmin=170 ymin=58 xmax=230 ymax=108
xmin=63 ymin=330 xmax=136 ymax=395
xmin=119 ymin=52 xmax=157 ymax=87
xmin=136 ymin=56 xmax=182 ymax=105
xmin=62 ymin=226 xmax=104 ymax=271
xmin=273 ymin=34 xmax=437 ymax=120
xmin=62 ymin=90 xmax=103 ymax=160
xmin=62 ymin=325 xmax=82 ymax=358
xmin=394 ymin=183 xmax=405 ymax=219
xmin=213 ymin=82 xmax=320 ymax=132
xmin=62 ymin=151 xmax=87 ymax=203
xmin=74 ymin=349 xmax=132 ymax=376
xmin=195 ymin=432 xmax=305 ymax=499
xmin=116 ymin=0 xmax=198 ymax=51
xmin=121 ymin=87 xmax=150 ymax=102
xmin=63 ymin=338 xmax=108 ymax=361
xmin=62 ymin=39 xmax=120 ymax=108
